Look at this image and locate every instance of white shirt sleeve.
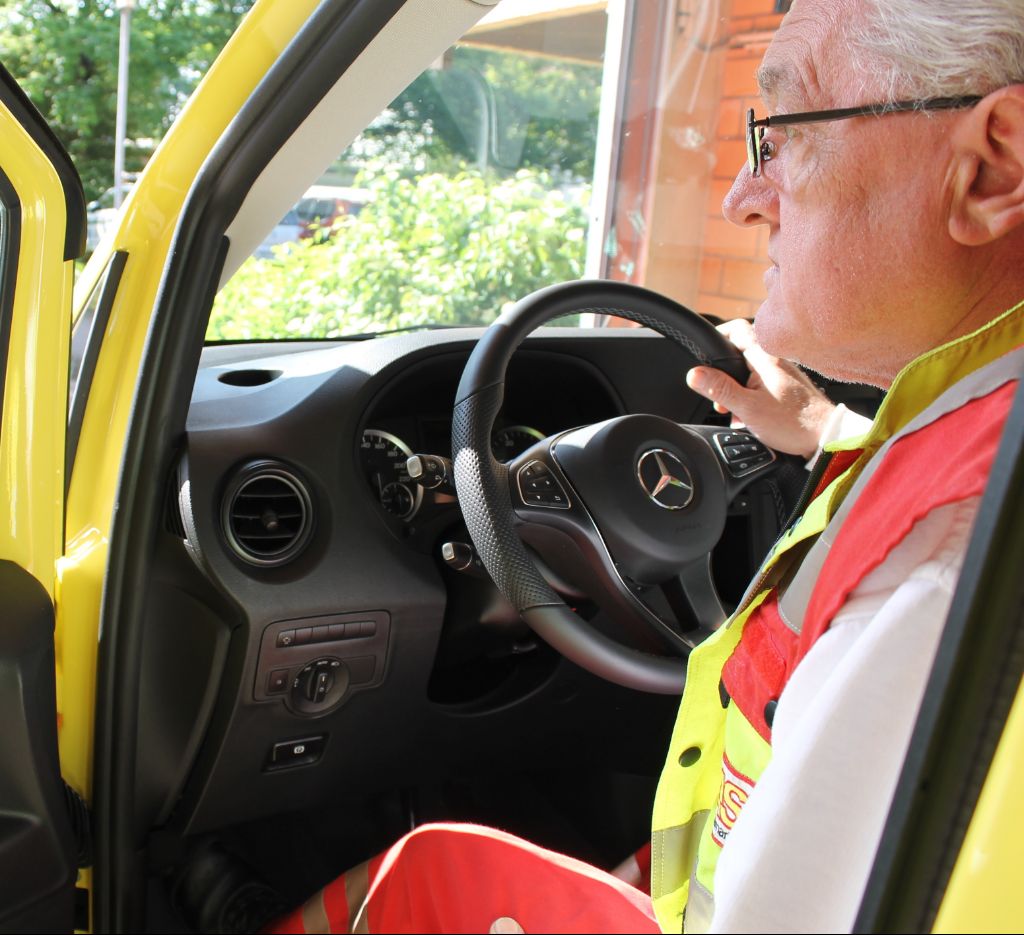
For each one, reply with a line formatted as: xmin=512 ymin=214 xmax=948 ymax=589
xmin=805 ymin=404 xmax=875 ymax=469
xmin=708 ymin=496 xmax=980 ymax=934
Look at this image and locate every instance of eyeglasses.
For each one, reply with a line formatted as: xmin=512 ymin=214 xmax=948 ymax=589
xmin=746 ymin=96 xmax=983 ymax=177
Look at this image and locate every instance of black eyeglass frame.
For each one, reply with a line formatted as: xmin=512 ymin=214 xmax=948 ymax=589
xmin=745 ymin=96 xmax=983 ymax=177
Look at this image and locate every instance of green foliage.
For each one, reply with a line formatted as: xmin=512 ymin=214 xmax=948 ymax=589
xmin=0 ymin=0 xmax=252 ymax=202
xmin=208 ymin=168 xmax=589 ymax=340
xmin=353 ymin=46 xmax=601 ymax=183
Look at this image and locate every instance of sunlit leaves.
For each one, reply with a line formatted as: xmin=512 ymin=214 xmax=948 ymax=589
xmin=208 ymin=168 xmax=590 ymax=340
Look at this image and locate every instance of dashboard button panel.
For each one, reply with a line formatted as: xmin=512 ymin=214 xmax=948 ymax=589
xmin=712 ymin=430 xmax=777 ymax=477
xmin=255 ymin=610 xmax=389 ymax=715
xmin=516 ymin=460 xmax=571 ymax=509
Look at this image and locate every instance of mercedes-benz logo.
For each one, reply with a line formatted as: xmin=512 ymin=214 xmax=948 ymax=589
xmin=637 ymin=448 xmax=694 ymax=510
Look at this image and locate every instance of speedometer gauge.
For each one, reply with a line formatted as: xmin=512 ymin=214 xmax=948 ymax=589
xmin=360 ymin=429 xmax=422 ymax=520
xmin=491 ymin=424 xmax=545 ymax=462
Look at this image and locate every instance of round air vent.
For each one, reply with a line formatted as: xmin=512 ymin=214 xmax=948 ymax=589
xmin=221 ymin=461 xmax=314 ymax=567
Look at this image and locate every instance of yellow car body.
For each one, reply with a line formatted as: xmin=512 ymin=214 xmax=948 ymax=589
xmin=0 ymin=0 xmax=1021 ymax=931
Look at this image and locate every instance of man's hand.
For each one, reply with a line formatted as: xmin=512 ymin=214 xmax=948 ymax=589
xmin=686 ymin=319 xmax=836 ymax=460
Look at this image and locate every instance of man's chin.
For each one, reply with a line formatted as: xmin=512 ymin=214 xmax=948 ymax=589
xmin=751 ymin=302 xmax=800 ymax=361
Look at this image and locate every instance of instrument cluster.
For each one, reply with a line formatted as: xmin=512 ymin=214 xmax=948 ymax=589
xmin=358 ymin=423 xmax=544 ymax=520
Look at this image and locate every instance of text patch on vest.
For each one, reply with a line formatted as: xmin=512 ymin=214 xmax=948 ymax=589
xmin=711 ymin=754 xmax=756 ymax=848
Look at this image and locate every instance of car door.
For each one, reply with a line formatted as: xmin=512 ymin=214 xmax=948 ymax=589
xmin=0 ymin=63 xmax=86 ymax=933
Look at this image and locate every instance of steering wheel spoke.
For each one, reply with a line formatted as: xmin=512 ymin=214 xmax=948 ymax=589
xmin=671 ymin=553 xmax=729 ymax=634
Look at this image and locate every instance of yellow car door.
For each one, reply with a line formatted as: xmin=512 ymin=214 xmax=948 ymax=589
xmin=0 ymin=62 xmax=85 ymax=932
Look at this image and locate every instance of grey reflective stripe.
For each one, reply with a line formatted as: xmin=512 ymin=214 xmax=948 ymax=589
xmin=777 ymin=528 xmax=834 ymax=634
xmin=683 ymin=871 xmax=715 ymax=934
xmin=777 ymin=347 xmax=1024 ymax=631
xmin=652 ymin=812 xmax=710 ymax=922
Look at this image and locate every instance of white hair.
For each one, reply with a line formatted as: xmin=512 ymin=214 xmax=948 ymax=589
xmin=851 ymin=0 xmax=1024 ymax=101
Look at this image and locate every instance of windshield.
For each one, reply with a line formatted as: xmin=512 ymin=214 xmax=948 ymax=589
xmin=208 ymin=0 xmax=773 ymax=340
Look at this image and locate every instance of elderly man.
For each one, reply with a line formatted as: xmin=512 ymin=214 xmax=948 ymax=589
xmin=265 ymin=0 xmax=1024 ymax=931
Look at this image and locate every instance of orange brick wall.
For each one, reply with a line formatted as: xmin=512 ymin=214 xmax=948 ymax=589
xmin=697 ymin=1 xmax=782 ymax=320
xmin=604 ymin=0 xmax=783 ymax=324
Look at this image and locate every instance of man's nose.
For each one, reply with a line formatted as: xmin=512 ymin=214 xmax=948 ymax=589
xmin=722 ymin=164 xmax=777 ymax=228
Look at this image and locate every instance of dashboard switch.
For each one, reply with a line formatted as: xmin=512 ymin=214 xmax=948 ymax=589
xmin=267 ymin=669 xmax=290 ymax=694
xmin=441 ymin=541 xmax=474 ymax=571
xmin=328 ymin=623 xmax=347 ymax=640
xmin=441 ymin=541 xmax=488 ymax=577
xmin=290 ymin=657 xmax=349 ymax=714
xmin=267 ymin=735 xmax=327 ymax=770
xmin=407 ymin=454 xmax=454 ymax=492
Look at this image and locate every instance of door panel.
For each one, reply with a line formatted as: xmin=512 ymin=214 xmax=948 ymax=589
xmin=0 ymin=562 xmax=76 ymax=933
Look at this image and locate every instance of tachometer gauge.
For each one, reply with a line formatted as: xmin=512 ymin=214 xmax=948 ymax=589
xmin=360 ymin=429 xmax=422 ymax=520
xmin=491 ymin=424 xmax=545 ymax=462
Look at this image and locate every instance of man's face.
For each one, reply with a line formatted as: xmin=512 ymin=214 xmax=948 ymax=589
xmin=722 ymin=0 xmax=969 ymax=387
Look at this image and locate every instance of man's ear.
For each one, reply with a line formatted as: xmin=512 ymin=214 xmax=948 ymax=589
xmin=948 ymin=85 xmax=1024 ymax=246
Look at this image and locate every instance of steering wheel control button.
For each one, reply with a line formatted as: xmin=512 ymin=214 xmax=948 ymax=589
xmin=637 ymin=449 xmax=695 ymax=510
xmin=713 ymin=430 xmax=777 ymax=477
xmin=266 ymin=735 xmax=327 ymax=771
xmin=267 ymin=669 xmax=290 ymax=694
xmin=516 ymin=461 xmax=570 ymax=509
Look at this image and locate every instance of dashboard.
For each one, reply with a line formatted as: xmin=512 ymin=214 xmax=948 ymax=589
xmin=140 ymin=325 xmax=883 ymax=843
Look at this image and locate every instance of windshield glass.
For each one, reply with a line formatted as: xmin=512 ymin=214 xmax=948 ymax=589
xmin=208 ymin=0 xmax=776 ymax=340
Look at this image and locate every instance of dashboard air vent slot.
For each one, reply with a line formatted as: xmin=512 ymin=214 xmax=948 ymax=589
xmin=218 ymin=368 xmax=281 ymax=387
xmin=222 ymin=461 xmax=313 ymax=566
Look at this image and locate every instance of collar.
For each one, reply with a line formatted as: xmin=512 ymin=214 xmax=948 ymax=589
xmin=829 ymin=298 xmax=1024 ymax=454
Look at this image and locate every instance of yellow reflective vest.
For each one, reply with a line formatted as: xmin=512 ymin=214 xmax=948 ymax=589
xmin=651 ymin=300 xmax=1024 ymax=933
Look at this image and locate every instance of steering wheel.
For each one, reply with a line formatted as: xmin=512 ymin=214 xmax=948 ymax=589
xmin=452 ymin=280 xmax=779 ymax=694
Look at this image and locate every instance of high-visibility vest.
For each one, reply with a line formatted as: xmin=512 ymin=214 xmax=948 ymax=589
xmin=650 ymin=300 xmax=1024 ymax=933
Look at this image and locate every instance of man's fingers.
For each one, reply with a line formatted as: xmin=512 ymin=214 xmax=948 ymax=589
xmin=717 ymin=317 xmax=756 ymax=352
xmin=687 ymin=366 xmax=746 ymax=411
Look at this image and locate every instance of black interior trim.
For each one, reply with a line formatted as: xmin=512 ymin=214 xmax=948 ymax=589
xmin=0 ymin=62 xmax=86 ymax=261
xmin=0 ymin=561 xmax=76 ymax=933
xmin=0 ymin=170 xmax=21 ymax=449
xmin=66 ymin=251 xmax=128 ymax=494
xmin=91 ymin=1 xmax=409 ymax=930
xmin=855 ymin=371 xmax=1024 ymax=932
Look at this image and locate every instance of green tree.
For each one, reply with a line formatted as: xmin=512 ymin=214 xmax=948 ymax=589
xmin=208 ymin=167 xmax=589 ymax=340
xmin=349 ymin=45 xmax=601 ymax=183
xmin=0 ymin=0 xmax=252 ymax=202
